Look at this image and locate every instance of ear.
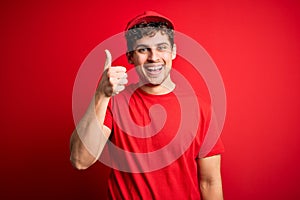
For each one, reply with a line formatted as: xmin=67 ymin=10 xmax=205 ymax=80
xmin=171 ymin=44 xmax=177 ymax=60
xmin=126 ymin=52 xmax=134 ymax=64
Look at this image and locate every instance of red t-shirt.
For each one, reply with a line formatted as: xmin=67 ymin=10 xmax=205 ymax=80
xmin=102 ymin=84 xmax=224 ymax=199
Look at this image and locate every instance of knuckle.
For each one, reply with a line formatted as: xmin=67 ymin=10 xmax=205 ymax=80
xmin=109 ymin=78 xmax=117 ymax=85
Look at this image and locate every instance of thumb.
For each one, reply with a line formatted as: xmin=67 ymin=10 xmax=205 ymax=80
xmin=104 ymin=49 xmax=112 ymax=70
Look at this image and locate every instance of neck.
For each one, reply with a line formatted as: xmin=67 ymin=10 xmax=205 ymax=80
xmin=139 ymin=79 xmax=175 ymax=95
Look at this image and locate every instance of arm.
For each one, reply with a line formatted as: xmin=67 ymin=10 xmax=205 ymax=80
xmin=197 ymin=154 xmax=224 ymax=200
xmin=69 ymin=94 xmax=111 ymax=170
xmin=70 ymin=50 xmax=127 ymax=170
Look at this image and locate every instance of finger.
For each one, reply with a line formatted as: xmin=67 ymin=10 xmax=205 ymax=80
xmin=115 ymin=85 xmax=125 ymax=92
xmin=118 ymin=77 xmax=128 ymax=85
xmin=109 ymin=78 xmax=127 ymax=86
xmin=107 ymin=69 xmax=127 ymax=79
xmin=108 ymin=66 xmax=127 ymax=73
xmin=112 ymin=85 xmax=125 ymax=96
xmin=104 ymin=49 xmax=112 ymax=70
xmin=109 ymin=73 xmax=128 ymax=84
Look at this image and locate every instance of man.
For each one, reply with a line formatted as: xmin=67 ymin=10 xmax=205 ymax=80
xmin=70 ymin=11 xmax=224 ymax=199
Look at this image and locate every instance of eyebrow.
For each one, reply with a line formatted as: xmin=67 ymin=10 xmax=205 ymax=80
xmin=135 ymin=42 xmax=170 ymax=49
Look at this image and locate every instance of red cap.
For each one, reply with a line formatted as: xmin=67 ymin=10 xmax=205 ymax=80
xmin=125 ymin=11 xmax=174 ymax=30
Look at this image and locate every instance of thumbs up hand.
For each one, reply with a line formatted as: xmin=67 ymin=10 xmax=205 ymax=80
xmin=97 ymin=49 xmax=128 ymax=97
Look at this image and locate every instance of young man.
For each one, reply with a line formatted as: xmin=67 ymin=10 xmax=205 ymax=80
xmin=70 ymin=11 xmax=224 ymax=199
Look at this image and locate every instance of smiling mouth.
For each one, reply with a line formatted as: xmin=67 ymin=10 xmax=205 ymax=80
xmin=145 ymin=65 xmax=163 ymax=75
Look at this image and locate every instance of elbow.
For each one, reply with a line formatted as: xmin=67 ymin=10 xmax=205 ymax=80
xmin=199 ymin=178 xmax=223 ymax=194
xmin=72 ymin=162 xmax=89 ymax=170
xmin=69 ymin=138 xmax=96 ymax=170
xmin=199 ymin=180 xmax=210 ymax=192
xmin=70 ymin=156 xmax=91 ymax=170
xmin=69 ymin=133 xmax=98 ymax=170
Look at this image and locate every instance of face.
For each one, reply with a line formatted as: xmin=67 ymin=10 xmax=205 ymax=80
xmin=128 ymin=31 xmax=176 ymax=87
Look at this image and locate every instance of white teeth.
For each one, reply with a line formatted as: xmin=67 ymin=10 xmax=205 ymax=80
xmin=146 ymin=66 xmax=163 ymax=71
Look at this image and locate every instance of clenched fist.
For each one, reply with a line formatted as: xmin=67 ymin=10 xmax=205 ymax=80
xmin=97 ymin=50 xmax=128 ymax=97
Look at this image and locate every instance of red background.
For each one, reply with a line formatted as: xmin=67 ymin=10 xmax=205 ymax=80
xmin=1 ymin=0 xmax=300 ymax=199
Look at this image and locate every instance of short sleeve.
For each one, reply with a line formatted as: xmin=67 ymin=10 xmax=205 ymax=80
xmin=197 ymin=103 xmax=225 ymax=159
xmin=204 ymin=137 xmax=225 ymax=157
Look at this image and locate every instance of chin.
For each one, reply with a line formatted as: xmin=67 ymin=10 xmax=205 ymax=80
xmin=145 ymin=83 xmax=161 ymax=87
xmin=139 ymin=76 xmax=162 ymax=85
xmin=148 ymin=79 xmax=165 ymax=86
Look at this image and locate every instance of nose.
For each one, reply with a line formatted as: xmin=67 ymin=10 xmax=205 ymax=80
xmin=147 ymin=48 xmax=160 ymax=62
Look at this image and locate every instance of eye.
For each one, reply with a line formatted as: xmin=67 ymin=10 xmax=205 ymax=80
xmin=136 ymin=48 xmax=149 ymax=54
xmin=157 ymin=44 xmax=169 ymax=52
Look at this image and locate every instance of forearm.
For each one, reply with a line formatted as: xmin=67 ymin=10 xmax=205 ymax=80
xmin=70 ymin=93 xmax=110 ymax=170
xmin=70 ymin=49 xmax=127 ymax=170
xmin=200 ymin=179 xmax=223 ymax=200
